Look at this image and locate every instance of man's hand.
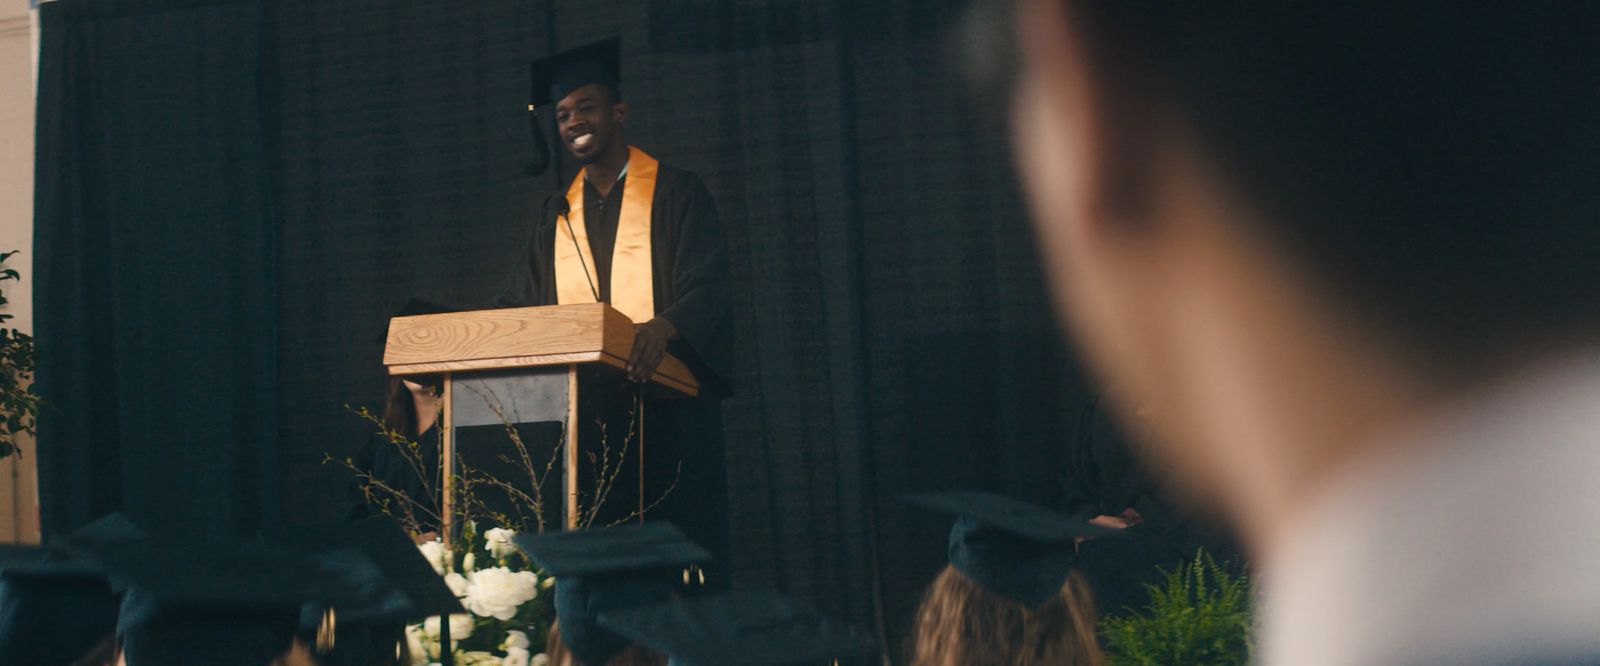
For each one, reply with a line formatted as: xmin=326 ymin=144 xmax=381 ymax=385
xmin=627 ymin=317 xmax=679 ymax=382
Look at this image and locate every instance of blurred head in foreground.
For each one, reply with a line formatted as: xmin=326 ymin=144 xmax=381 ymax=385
xmin=1005 ymin=0 xmax=1600 ymax=549
xmin=1004 ymin=1 xmax=1600 ymax=663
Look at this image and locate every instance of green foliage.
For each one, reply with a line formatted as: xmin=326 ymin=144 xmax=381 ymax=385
xmin=1100 ymin=549 xmax=1255 ymax=666
xmin=0 ymin=250 xmax=39 ymax=460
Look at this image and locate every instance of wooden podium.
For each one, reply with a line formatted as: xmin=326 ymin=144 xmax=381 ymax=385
xmin=382 ymin=302 xmax=698 ymax=534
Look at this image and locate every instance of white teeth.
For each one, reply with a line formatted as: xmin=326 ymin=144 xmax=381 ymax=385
xmin=573 ymin=133 xmax=593 ymax=148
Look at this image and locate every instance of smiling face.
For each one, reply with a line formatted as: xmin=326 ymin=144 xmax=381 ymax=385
xmin=554 ymin=83 xmax=627 ymax=165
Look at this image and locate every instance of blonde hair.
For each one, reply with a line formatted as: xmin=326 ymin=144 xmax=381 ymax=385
xmin=909 ymin=565 xmax=1103 ymax=666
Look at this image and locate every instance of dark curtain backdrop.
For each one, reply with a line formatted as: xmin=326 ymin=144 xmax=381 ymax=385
xmin=38 ymin=0 xmax=1094 ymax=658
xmin=34 ymin=0 xmax=279 ymax=536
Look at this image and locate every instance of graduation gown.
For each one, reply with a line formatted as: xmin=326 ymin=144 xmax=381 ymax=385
xmin=495 ymin=160 xmax=730 ymax=393
xmin=495 ymin=157 xmax=732 ymax=586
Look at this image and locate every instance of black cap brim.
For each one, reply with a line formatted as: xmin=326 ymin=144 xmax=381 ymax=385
xmin=274 ymin=517 xmax=465 ymax=622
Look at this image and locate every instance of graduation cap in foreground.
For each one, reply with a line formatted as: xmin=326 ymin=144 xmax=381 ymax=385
xmin=525 ymin=37 xmax=622 ymax=175
xmin=904 ymin=491 xmax=1120 ymax=607
xmin=62 ymin=511 xmax=149 ymax=551
xmin=513 ymin=522 xmax=710 ymax=666
xmin=598 ymin=590 xmax=877 ymax=666
xmin=276 ymin=516 xmax=464 ymax=624
xmin=274 ymin=517 xmax=466 ymax=664
xmin=0 ymin=545 xmax=121 ymax=666
xmin=99 ymin=539 xmax=396 ymax=666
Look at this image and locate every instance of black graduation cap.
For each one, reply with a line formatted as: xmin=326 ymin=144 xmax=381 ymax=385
xmin=525 ymin=37 xmax=621 ymax=175
xmin=63 ymin=511 xmax=149 ymax=550
xmin=275 ymin=516 xmax=465 ymax=624
xmin=99 ymin=539 xmax=383 ymax=666
xmin=513 ymin=522 xmax=710 ymax=666
xmin=376 ymin=297 xmax=459 ymax=346
xmin=0 ymin=545 xmax=120 ymax=666
xmin=529 ymin=36 xmax=622 ymax=110
xmin=904 ymin=491 xmax=1120 ymax=607
xmin=597 ymin=590 xmax=877 ymax=666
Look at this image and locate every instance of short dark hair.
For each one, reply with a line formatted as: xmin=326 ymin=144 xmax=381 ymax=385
xmin=1074 ymin=2 xmax=1600 ymax=375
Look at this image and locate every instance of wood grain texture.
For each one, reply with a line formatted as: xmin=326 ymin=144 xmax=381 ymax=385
xmin=384 ymin=303 xmax=699 ymax=396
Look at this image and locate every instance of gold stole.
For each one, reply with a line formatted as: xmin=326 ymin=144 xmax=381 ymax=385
xmin=554 ymin=146 xmax=658 ymax=322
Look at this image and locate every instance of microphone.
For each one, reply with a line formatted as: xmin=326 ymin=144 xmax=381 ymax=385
xmin=553 ymin=196 xmax=600 ymax=302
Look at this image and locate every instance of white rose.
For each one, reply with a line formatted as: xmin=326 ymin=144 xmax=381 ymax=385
xmin=417 ymin=541 xmax=448 ymax=576
xmin=502 ymin=646 xmax=530 ymax=666
xmin=459 ymin=567 xmax=540 ymax=620
xmin=463 ymin=552 xmax=477 ymax=573
xmin=530 ymin=654 xmax=549 ymax=666
xmin=422 ymin=613 xmax=475 ymax=640
xmin=502 ymin=629 xmax=531 ymax=650
xmin=458 ymin=651 xmax=502 ymax=666
xmin=444 ymin=572 xmax=469 ymax=598
xmin=484 ymin=527 xmax=518 ymax=560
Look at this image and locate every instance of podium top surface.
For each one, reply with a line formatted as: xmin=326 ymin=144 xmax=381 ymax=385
xmin=382 ymin=303 xmax=698 ymax=396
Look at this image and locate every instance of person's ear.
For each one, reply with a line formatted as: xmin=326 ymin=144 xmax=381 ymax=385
xmin=612 ymin=100 xmax=629 ymax=127
xmin=1014 ymin=0 xmax=1155 ymax=234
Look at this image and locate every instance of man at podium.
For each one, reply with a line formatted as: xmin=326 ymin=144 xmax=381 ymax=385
xmin=496 ymin=38 xmax=731 ymax=587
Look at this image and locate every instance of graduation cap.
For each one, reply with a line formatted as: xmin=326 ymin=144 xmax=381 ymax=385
xmin=63 ymin=511 xmax=149 ymax=550
xmin=99 ymin=539 xmax=390 ymax=666
xmin=0 ymin=545 xmax=121 ymax=666
xmin=525 ymin=37 xmax=622 ymax=175
xmin=513 ymin=522 xmax=710 ymax=666
xmin=529 ymin=37 xmax=621 ymax=111
xmin=598 ymin=590 xmax=877 ymax=666
xmin=275 ymin=516 xmax=465 ymax=624
xmin=904 ymin=491 xmax=1120 ymax=607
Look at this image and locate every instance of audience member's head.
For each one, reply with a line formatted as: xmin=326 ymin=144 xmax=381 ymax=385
xmin=513 ymin=522 xmax=709 ymax=666
xmin=912 ymin=565 xmax=1100 ymax=666
xmin=1005 ymin=1 xmax=1600 ymax=549
xmin=905 ymin=492 xmax=1115 ymax=666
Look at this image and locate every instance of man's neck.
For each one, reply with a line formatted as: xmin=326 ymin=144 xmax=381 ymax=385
xmin=586 ymin=142 xmax=630 ymax=197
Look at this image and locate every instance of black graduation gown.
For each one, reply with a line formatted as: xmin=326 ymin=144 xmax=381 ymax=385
xmin=495 ymin=161 xmax=731 ymax=393
xmin=495 ymin=159 xmax=732 ymax=586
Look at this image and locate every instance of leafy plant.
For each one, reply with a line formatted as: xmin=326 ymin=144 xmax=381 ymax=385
xmin=0 ymin=250 xmax=39 ymax=460
xmin=1100 ymin=549 xmax=1255 ymax=666
xmin=326 ymin=386 xmax=680 ymax=664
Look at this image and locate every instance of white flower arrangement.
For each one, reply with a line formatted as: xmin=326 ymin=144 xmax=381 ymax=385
xmin=459 ymin=567 xmax=541 ymax=621
xmin=409 ymin=525 xmax=549 ymax=665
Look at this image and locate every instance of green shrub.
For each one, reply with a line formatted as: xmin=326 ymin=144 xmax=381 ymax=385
xmin=1100 ymin=549 xmax=1254 ymax=666
xmin=0 ymin=250 xmax=37 ymax=460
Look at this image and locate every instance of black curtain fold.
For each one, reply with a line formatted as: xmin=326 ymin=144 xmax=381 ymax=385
xmin=35 ymin=0 xmax=280 ymax=536
xmin=35 ymin=0 xmax=1092 ymax=660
